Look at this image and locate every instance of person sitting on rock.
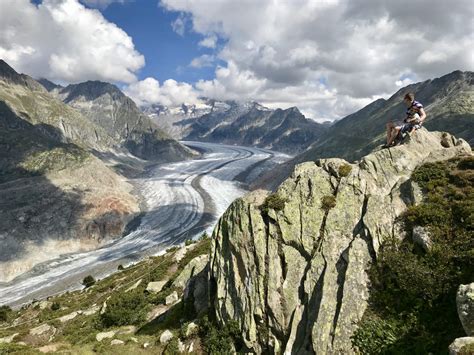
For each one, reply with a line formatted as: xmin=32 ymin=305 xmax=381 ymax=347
xmin=386 ymin=92 xmax=427 ymax=147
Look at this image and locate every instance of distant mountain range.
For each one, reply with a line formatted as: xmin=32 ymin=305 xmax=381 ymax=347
xmin=145 ymin=99 xmax=331 ymax=154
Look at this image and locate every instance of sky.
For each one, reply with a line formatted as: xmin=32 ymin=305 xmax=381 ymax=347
xmin=0 ymin=0 xmax=473 ymax=121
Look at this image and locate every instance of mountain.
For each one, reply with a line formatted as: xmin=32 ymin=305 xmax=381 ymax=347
xmin=210 ymin=129 xmax=472 ymax=353
xmin=46 ymin=80 xmax=196 ymax=162
xmin=0 ymin=61 xmax=140 ymax=282
xmin=255 ymin=70 xmax=474 ymax=190
xmin=145 ymin=100 xmax=330 ymax=155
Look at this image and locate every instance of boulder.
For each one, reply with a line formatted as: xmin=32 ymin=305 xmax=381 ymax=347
xmin=0 ymin=333 xmax=18 ymax=344
xmin=457 ymin=283 xmax=474 ymax=336
xmin=30 ymin=324 xmax=55 ymax=336
xmin=59 ymin=311 xmax=79 ymax=323
xmin=111 ymin=339 xmax=125 ymax=345
xmin=412 ymin=226 xmax=432 ymax=252
xmin=165 ymin=291 xmax=179 ymax=305
xmin=185 ymin=322 xmax=199 ymax=338
xmin=38 ymin=301 xmax=51 ymax=310
xmin=146 ymin=280 xmax=167 ymax=294
xmin=209 ymin=130 xmax=472 ymax=353
xmin=172 ymin=254 xmax=209 ymax=290
xmin=449 ymin=337 xmax=474 ymax=355
xmin=160 ymin=330 xmax=173 ymax=344
xmin=178 ymin=339 xmax=186 ymax=352
xmin=96 ymin=330 xmax=116 ymax=342
xmin=82 ymin=304 xmax=100 ymax=316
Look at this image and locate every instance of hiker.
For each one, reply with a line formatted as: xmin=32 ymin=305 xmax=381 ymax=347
xmin=386 ymin=92 xmax=427 ymax=147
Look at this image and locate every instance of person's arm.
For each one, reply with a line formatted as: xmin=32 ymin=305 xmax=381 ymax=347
xmin=418 ymin=107 xmax=426 ymax=123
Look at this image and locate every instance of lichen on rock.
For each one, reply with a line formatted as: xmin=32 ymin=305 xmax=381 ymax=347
xmin=209 ymin=129 xmax=471 ymax=353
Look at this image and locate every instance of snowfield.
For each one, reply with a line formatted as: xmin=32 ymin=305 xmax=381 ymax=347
xmin=0 ymin=142 xmax=289 ymax=307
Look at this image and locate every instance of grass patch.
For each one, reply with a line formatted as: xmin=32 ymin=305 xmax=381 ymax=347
xmin=338 ymin=163 xmax=352 ymax=178
xmin=260 ymin=193 xmax=287 ymax=214
xmin=352 ymin=156 xmax=474 ymax=354
xmin=321 ymin=195 xmax=336 ymax=211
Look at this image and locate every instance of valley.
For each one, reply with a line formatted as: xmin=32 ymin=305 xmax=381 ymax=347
xmin=0 ymin=142 xmax=288 ymax=307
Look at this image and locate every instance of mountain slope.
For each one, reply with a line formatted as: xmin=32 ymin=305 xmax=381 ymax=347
xmin=209 ymin=129 xmax=472 ymax=353
xmin=52 ymin=81 xmax=195 ymax=162
xmin=147 ymin=100 xmax=329 ymax=155
xmin=0 ymin=61 xmax=140 ymax=281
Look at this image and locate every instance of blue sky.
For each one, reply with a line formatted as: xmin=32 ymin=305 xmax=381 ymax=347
xmin=97 ymin=1 xmax=217 ymax=84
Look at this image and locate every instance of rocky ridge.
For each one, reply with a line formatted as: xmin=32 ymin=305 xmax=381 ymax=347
xmin=209 ymin=129 xmax=472 ymax=353
xmin=48 ymin=80 xmax=195 ymax=162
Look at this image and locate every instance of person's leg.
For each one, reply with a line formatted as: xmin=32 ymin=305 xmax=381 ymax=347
xmin=389 ymin=126 xmax=401 ymax=145
xmin=386 ymin=122 xmax=395 ymax=144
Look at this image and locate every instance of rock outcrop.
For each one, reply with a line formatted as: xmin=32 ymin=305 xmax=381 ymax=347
xmin=457 ymin=283 xmax=474 ymax=336
xmin=209 ymin=129 xmax=471 ymax=353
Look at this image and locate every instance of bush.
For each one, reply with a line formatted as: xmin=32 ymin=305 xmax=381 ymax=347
xmin=82 ymin=275 xmax=96 ymax=288
xmin=353 ymin=157 xmax=473 ymax=353
xmin=100 ymin=290 xmax=148 ymax=328
xmin=117 ymin=264 xmax=124 ymax=271
xmin=199 ymin=316 xmax=243 ymax=354
xmin=185 ymin=239 xmax=195 ymax=246
xmin=321 ymin=195 xmax=336 ymax=211
xmin=260 ymin=193 xmax=287 ymax=214
xmin=0 ymin=305 xmax=12 ymax=322
xmin=51 ymin=302 xmax=60 ymax=311
xmin=338 ymin=163 xmax=352 ymax=178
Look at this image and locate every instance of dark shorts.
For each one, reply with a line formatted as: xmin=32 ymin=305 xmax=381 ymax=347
xmin=400 ymin=122 xmax=421 ymax=134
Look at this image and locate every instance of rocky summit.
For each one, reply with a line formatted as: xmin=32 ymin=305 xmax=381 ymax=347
xmin=209 ymin=128 xmax=472 ymax=353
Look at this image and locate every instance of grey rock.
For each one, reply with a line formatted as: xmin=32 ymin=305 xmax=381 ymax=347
xmin=96 ymin=330 xmax=116 ymax=342
xmin=210 ymin=129 xmax=472 ymax=353
xmin=59 ymin=311 xmax=79 ymax=323
xmin=165 ymin=291 xmax=179 ymax=306
xmin=111 ymin=339 xmax=125 ymax=345
xmin=172 ymin=254 xmax=209 ymax=290
xmin=185 ymin=322 xmax=199 ymax=338
xmin=146 ymin=281 xmax=167 ymax=294
xmin=412 ymin=226 xmax=432 ymax=252
xmin=457 ymin=283 xmax=474 ymax=336
xmin=160 ymin=330 xmax=173 ymax=344
xmin=30 ymin=324 xmax=55 ymax=336
xmin=0 ymin=333 xmax=18 ymax=344
xmin=449 ymin=337 xmax=474 ymax=355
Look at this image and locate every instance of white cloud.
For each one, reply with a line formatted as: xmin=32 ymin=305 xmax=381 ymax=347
xmin=0 ymin=0 xmax=144 ymax=83
xmin=124 ymin=77 xmax=203 ymax=107
xmin=189 ymin=54 xmax=215 ymax=68
xmin=171 ymin=14 xmax=187 ymax=36
xmin=198 ymin=35 xmax=217 ymax=48
xmin=160 ymin=0 xmax=474 ymax=120
xmin=80 ymin=0 xmax=127 ymax=9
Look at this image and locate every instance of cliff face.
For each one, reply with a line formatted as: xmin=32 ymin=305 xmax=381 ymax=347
xmin=209 ymin=129 xmax=471 ymax=353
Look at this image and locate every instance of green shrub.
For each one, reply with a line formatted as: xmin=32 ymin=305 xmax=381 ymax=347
xmin=51 ymin=302 xmax=60 ymax=311
xmin=117 ymin=264 xmax=124 ymax=271
xmin=353 ymin=157 xmax=473 ymax=353
xmin=321 ymin=195 xmax=336 ymax=211
xmin=199 ymin=316 xmax=243 ymax=354
xmin=260 ymin=193 xmax=287 ymax=214
xmin=185 ymin=239 xmax=195 ymax=246
xmin=100 ymin=290 xmax=148 ymax=328
xmin=82 ymin=275 xmax=96 ymax=288
xmin=0 ymin=305 xmax=12 ymax=322
xmin=338 ymin=163 xmax=352 ymax=178
xmin=164 ymin=337 xmax=180 ymax=355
